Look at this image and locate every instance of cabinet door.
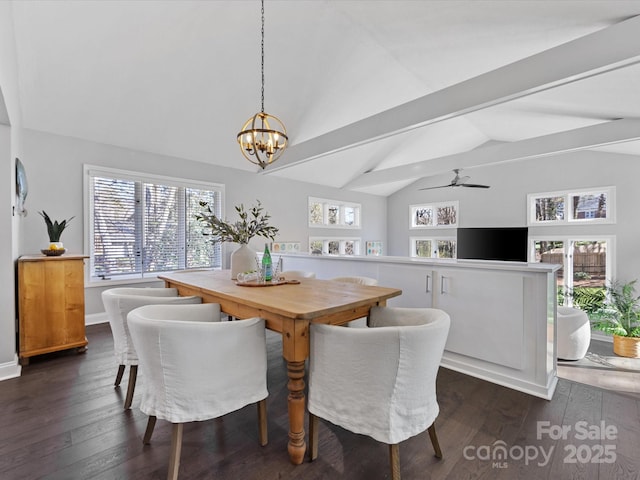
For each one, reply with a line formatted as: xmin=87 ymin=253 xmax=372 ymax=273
xmin=435 ymin=268 xmax=524 ymax=369
xmin=19 ymin=258 xmax=86 ymax=356
xmin=379 ymin=264 xmax=434 ymax=308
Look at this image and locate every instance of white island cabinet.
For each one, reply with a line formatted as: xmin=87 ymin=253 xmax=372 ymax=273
xmin=280 ymin=254 xmax=559 ymax=399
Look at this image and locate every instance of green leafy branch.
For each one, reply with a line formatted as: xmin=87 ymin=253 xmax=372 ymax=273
xmin=195 ymin=200 xmax=279 ymax=244
xmin=590 ymin=280 xmax=640 ymax=338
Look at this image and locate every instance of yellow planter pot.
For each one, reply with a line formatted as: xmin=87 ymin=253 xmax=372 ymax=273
xmin=613 ymin=335 xmax=640 ymax=358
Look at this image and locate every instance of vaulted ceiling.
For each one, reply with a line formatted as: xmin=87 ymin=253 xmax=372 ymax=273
xmin=8 ymin=0 xmax=640 ymax=196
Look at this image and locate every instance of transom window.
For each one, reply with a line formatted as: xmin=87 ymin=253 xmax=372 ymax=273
xmin=527 ymin=187 xmax=615 ymax=225
xmin=410 ymin=201 xmax=458 ymax=228
xmin=410 ymin=236 xmax=457 ymax=259
xmin=309 ymin=237 xmax=361 ymax=255
xmin=309 ymin=197 xmax=361 ymax=228
xmin=84 ymin=166 xmax=223 ymax=283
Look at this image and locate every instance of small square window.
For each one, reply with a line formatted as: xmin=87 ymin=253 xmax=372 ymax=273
xmin=328 ymin=206 xmax=339 ymax=225
xmin=310 ymin=240 xmax=323 ymax=254
xmin=345 ymin=241 xmax=355 ymax=255
xmin=344 ymin=207 xmax=356 ymax=226
xmin=415 ymin=240 xmax=432 ymax=257
xmin=437 ymin=240 xmax=456 ymax=258
xmin=309 ymin=202 xmax=323 ymax=225
xmin=571 ymin=193 xmax=607 ymax=220
xmin=535 ymin=196 xmax=565 ymax=222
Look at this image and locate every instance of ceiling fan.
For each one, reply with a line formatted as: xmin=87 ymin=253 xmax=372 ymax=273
xmin=419 ymin=169 xmax=490 ymax=190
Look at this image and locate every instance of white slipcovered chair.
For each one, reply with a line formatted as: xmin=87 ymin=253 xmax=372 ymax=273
xmin=127 ymin=304 xmax=268 ymax=480
xmin=330 ymin=275 xmax=378 ymax=286
xmin=279 ymin=270 xmax=316 ymax=280
xmin=557 ymin=306 xmax=591 ymax=360
xmin=330 ymin=276 xmax=378 ymax=327
xmin=101 ymin=287 xmax=205 ymax=409
xmin=308 ymin=306 xmax=450 ymax=480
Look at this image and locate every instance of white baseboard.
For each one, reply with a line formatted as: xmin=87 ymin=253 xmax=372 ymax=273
xmin=86 ymin=312 xmax=108 ymax=326
xmin=0 ymin=355 xmax=22 ymax=381
xmin=0 ymin=314 xmax=107 ymax=383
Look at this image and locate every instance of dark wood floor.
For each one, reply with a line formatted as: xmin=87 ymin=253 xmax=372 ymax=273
xmin=1 ymin=323 xmax=639 ymax=480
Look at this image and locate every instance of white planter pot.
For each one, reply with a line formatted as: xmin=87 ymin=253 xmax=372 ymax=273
xmin=230 ymin=244 xmax=256 ymax=280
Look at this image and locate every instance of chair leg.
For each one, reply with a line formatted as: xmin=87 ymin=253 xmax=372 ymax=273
xmin=428 ymin=423 xmax=443 ymax=459
xmin=167 ymin=423 xmax=184 ymax=480
xmin=143 ymin=416 xmax=157 ymax=445
xmin=124 ymin=365 xmax=138 ymax=410
xmin=309 ymin=413 xmax=319 ymax=461
xmin=389 ymin=443 xmax=401 ymax=480
xmin=257 ymin=399 xmax=268 ymax=446
xmin=114 ymin=364 xmax=125 ymax=387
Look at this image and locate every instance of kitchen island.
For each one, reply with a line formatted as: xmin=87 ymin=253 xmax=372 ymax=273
xmin=278 ymin=253 xmax=560 ymax=399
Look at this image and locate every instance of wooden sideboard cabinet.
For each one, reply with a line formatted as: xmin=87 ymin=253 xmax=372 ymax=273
xmin=18 ymin=254 xmax=88 ymax=365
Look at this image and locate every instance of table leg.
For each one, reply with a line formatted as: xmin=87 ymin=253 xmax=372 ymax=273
xmin=286 ymin=360 xmax=306 ymax=464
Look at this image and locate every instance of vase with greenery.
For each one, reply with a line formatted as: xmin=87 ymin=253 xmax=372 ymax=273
xmin=590 ymin=279 xmax=640 ymax=357
xmin=39 ymin=210 xmax=75 ymax=250
xmin=196 ymin=200 xmax=279 ymax=279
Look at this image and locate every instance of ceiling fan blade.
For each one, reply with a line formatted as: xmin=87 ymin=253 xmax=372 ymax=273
xmin=419 ymin=167 xmax=490 ymax=190
xmin=418 ymin=184 xmax=450 ymax=191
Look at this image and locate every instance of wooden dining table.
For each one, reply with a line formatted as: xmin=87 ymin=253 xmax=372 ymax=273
xmin=158 ymin=269 xmax=402 ymax=465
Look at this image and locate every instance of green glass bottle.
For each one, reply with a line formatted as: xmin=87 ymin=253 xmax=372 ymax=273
xmin=262 ymin=243 xmax=272 ymax=281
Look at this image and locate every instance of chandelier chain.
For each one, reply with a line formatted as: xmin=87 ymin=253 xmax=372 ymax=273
xmin=260 ymin=0 xmax=265 ymax=113
xmin=237 ymin=0 xmax=287 ymax=169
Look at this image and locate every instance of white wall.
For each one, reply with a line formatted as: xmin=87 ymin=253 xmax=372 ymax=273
xmin=19 ymin=129 xmax=387 ymax=315
xmin=387 ymin=150 xmax=640 ymax=284
xmin=0 ymin=125 xmax=19 ymax=378
xmin=0 ymin=0 xmax=23 ymax=379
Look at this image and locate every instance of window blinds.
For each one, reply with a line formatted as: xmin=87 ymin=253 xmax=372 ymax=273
xmin=89 ymin=170 xmax=222 ymax=281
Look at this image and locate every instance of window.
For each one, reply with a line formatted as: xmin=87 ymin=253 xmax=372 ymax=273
xmin=410 ymin=236 xmax=457 ymax=259
xmin=309 ymin=237 xmax=362 ymax=255
xmin=528 ymin=187 xmax=614 ymax=225
xmin=308 ymin=197 xmax=361 ymax=228
xmin=531 ymin=236 xmax=614 ymax=310
xmin=410 ymin=201 xmax=458 ymax=228
xmin=85 ymin=166 xmax=224 ymax=283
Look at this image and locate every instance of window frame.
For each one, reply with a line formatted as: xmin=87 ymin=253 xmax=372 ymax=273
xmin=409 ymin=236 xmax=457 ymax=259
xmin=309 ymin=236 xmax=362 ymax=256
xmin=529 ymin=234 xmax=616 ymax=306
xmin=83 ymin=165 xmax=225 ymax=286
xmin=308 ymin=196 xmax=361 ymax=229
xmin=409 ymin=201 xmax=459 ymax=229
xmin=527 ymin=186 xmax=615 ymax=226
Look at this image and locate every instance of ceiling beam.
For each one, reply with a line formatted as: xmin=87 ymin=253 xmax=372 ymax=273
xmin=263 ymin=15 xmax=640 ymax=174
xmin=345 ymin=118 xmax=640 ymax=188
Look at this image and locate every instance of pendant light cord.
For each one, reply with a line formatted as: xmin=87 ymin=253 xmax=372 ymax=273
xmin=261 ymin=0 xmax=265 ymax=114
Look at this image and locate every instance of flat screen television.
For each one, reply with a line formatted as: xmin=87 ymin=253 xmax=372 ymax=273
xmin=456 ymin=227 xmax=528 ymax=262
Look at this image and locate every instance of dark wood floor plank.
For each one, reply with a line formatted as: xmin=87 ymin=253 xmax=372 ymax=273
xmin=1 ymin=324 xmax=639 ymax=479
xmin=598 ymin=391 xmax=640 ymax=479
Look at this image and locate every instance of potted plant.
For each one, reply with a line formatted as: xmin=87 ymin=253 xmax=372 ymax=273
xmin=39 ymin=211 xmax=75 ymax=252
xmin=196 ymin=200 xmax=278 ymax=279
xmin=590 ymin=279 xmax=640 ymax=358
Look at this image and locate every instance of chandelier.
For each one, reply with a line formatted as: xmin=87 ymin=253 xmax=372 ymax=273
xmin=237 ymin=0 xmax=288 ymax=169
